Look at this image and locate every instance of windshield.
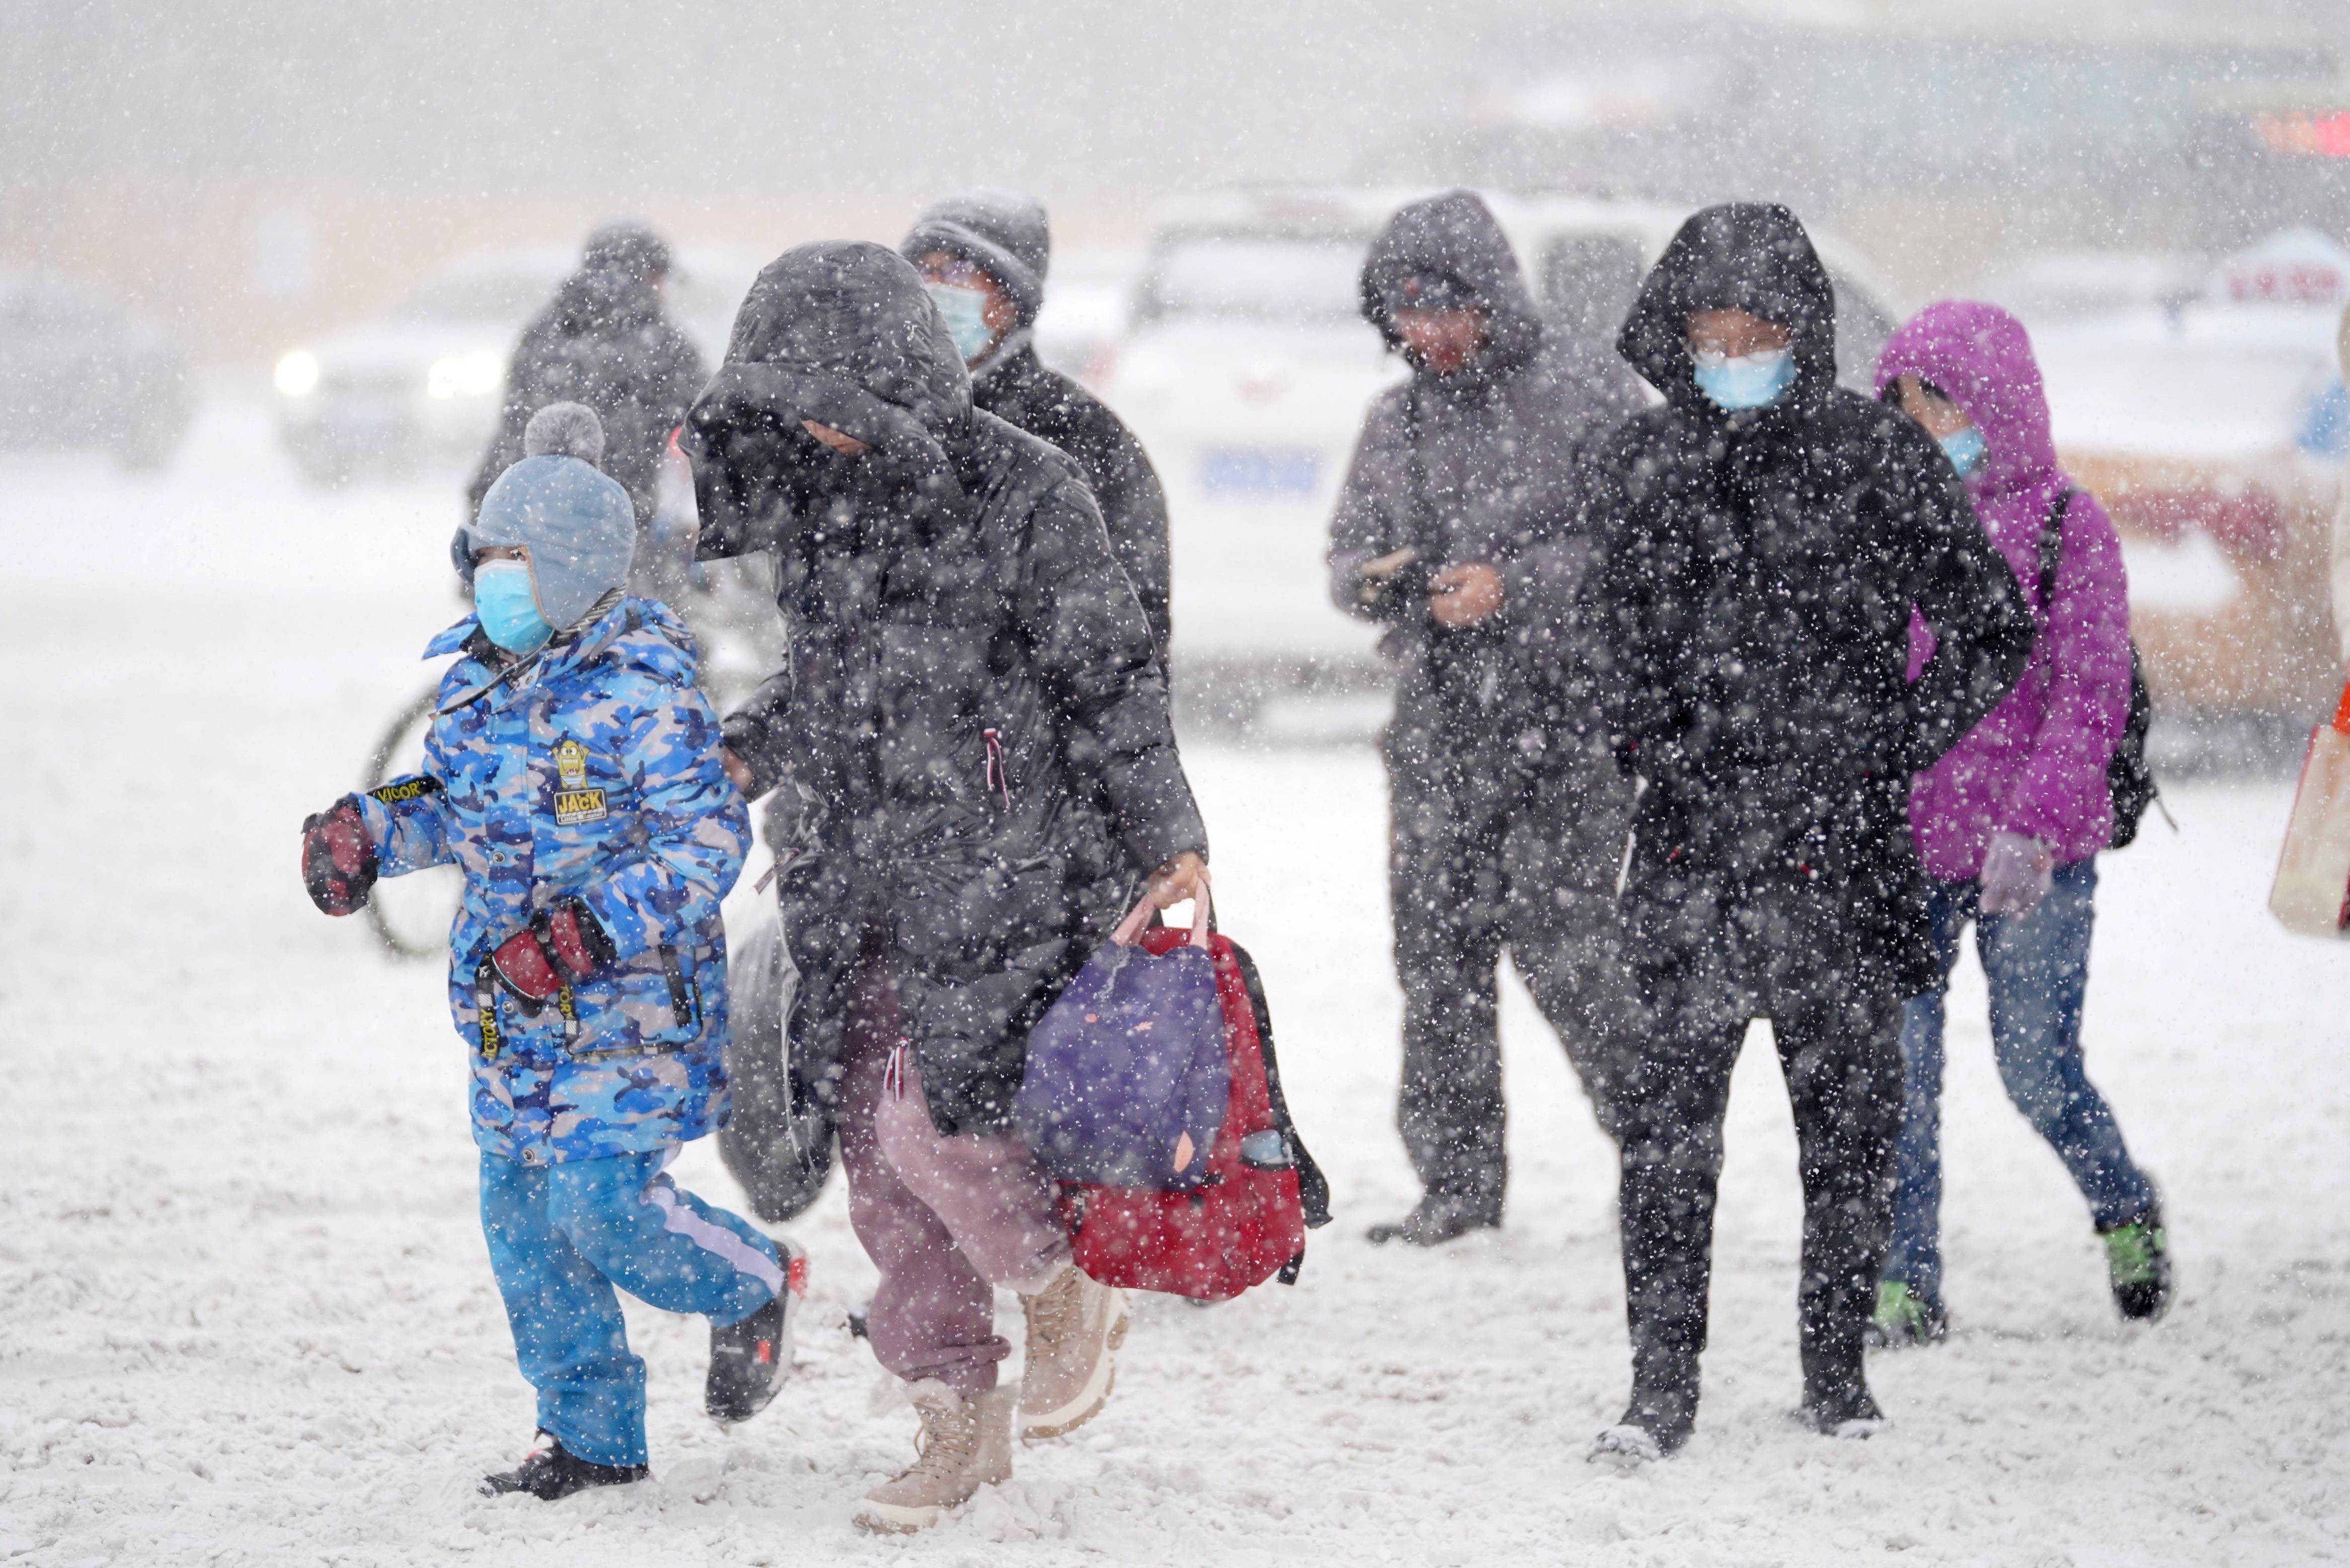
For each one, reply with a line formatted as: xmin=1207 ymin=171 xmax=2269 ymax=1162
xmin=1138 ymin=235 xmax=1366 ymax=323
xmin=392 ymin=267 xmax=564 ymax=324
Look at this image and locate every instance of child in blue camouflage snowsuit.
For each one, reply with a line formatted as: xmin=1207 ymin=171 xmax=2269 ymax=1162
xmin=301 ymin=434 xmax=805 ymax=1500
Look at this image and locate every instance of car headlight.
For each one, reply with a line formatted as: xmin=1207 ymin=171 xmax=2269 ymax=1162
xmin=273 ymin=349 xmax=321 ymax=398
xmin=428 ymin=350 xmax=505 ymax=399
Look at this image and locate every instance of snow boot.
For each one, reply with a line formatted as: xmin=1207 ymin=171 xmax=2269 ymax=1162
xmin=1017 ymin=1261 xmax=1129 ymax=1442
xmin=2100 ymin=1204 xmax=2173 ymax=1322
xmin=1365 ymin=1194 xmax=1500 ymax=1247
xmin=1798 ymin=1377 xmax=1886 ymax=1440
xmin=852 ymin=1383 xmax=1016 ymax=1534
xmin=1588 ymin=1382 xmax=1696 ymax=1465
xmin=706 ymin=1236 xmax=808 ymax=1425
xmin=1865 ymin=1279 xmax=1948 ymax=1349
xmin=479 ymin=1432 xmax=648 ymax=1500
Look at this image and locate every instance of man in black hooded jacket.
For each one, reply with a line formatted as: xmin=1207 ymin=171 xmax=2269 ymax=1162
xmin=900 ymin=189 xmax=1172 ymax=659
xmin=1574 ymin=203 xmax=2033 ymax=1460
xmin=685 ymin=240 xmax=1207 ymax=1527
xmin=1328 ymin=190 xmax=1649 ymax=1247
xmin=466 ymin=221 xmax=704 ymax=533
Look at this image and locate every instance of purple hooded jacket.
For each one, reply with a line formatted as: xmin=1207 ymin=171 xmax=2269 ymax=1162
xmin=1876 ymin=302 xmax=2132 ymax=881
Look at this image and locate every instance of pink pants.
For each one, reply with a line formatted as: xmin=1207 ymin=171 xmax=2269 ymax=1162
xmin=839 ymin=944 xmax=1070 ymax=1394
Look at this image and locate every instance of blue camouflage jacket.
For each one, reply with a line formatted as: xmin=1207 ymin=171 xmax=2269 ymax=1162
xmin=356 ymin=596 xmax=750 ymax=1164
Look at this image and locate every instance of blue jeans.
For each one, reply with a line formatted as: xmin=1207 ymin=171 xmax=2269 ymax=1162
xmin=479 ymin=1149 xmax=783 ymax=1468
xmin=1886 ymin=858 xmax=2154 ymax=1304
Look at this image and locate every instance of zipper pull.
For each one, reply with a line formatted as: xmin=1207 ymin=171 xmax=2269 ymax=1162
xmin=983 ymin=728 xmax=1010 ymax=807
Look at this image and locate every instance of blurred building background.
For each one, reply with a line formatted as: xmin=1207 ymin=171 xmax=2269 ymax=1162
xmin=3 ymin=0 xmax=2347 ymax=365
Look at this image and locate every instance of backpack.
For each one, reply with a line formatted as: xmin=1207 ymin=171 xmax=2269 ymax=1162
xmin=1055 ymin=925 xmax=1331 ymax=1302
xmin=2038 ymin=488 xmax=2160 ymax=849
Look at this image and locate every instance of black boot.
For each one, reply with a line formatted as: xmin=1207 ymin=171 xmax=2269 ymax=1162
xmin=1799 ymin=1372 xmax=1886 ymax=1439
xmin=480 ymin=1433 xmax=647 ymax=1500
xmin=1365 ymin=1194 xmax=1500 ymax=1247
xmin=707 ymin=1237 xmax=806 ymax=1424
xmin=1590 ymin=1379 xmax=1697 ymax=1463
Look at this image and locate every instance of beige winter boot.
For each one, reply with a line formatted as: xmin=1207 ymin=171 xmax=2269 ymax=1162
xmin=1017 ymin=1261 xmax=1130 ymax=1441
xmin=852 ymin=1381 xmax=1015 ymax=1535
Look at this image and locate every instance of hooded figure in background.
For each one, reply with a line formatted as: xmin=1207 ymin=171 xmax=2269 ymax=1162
xmin=1573 ymin=203 xmax=2033 ymax=1460
xmin=1326 ymin=189 xmax=1649 ymax=1247
xmin=901 ymin=189 xmax=1172 ymax=659
xmin=685 ymin=240 xmax=1207 ymax=1533
xmin=467 ymin=221 xmax=706 ymax=542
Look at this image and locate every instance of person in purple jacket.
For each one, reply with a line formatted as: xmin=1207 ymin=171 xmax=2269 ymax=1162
xmin=1872 ymin=301 xmax=2172 ymax=1345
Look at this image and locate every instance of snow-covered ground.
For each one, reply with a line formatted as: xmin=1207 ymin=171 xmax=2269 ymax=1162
xmin=4 ymin=401 xmax=2347 ymax=1566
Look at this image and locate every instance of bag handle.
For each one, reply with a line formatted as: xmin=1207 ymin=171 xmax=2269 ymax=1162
xmin=1110 ymin=884 xmax=1213 ymax=950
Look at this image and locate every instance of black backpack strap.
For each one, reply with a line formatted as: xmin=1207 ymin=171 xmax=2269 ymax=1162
xmin=1223 ymin=940 xmax=1332 ymax=1231
xmin=2036 ymin=487 xmax=2078 ymax=610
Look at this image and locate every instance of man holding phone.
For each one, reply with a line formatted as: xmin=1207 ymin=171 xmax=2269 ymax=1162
xmin=1328 ymin=190 xmax=1646 ymax=1246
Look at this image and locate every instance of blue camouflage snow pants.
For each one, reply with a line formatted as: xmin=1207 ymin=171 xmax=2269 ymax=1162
xmin=479 ymin=1149 xmax=783 ymax=1467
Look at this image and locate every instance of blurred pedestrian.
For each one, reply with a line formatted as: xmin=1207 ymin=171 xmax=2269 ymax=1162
xmin=1575 ymin=204 xmax=2034 ymax=1460
xmin=2332 ymin=300 xmax=2350 ymax=660
xmin=466 ymin=221 xmax=706 ymax=590
xmin=686 ymin=241 xmax=1210 ymax=1533
xmin=902 ymin=188 xmax=1172 ymax=660
xmin=299 ymin=449 xmax=805 ymax=1500
xmin=1327 ymin=190 xmax=1649 ymax=1247
xmin=1872 ymin=301 xmax=2169 ymax=1344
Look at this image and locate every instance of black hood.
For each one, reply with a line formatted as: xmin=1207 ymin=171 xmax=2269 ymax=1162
xmin=687 ymin=241 xmax=973 ymax=539
xmin=1358 ymin=190 xmax=1541 ymax=380
xmin=704 ymin=240 xmax=972 ymax=457
xmin=546 ymin=266 xmax=663 ymax=338
xmin=900 ymin=188 xmax=1050 ymax=330
xmin=1616 ymin=202 xmax=1838 ymax=413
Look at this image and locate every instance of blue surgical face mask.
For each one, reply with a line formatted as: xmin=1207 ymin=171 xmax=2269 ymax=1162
xmin=473 ymin=560 xmax=551 ymax=653
xmin=1692 ymin=346 xmax=1796 ymax=412
xmin=1940 ymin=425 xmax=1987 ymax=479
xmin=925 ymin=282 xmax=996 ymax=363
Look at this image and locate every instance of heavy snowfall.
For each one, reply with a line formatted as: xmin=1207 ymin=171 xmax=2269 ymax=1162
xmin=1 ymin=401 xmax=2343 ymax=1563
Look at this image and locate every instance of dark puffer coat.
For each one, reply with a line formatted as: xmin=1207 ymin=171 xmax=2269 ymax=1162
xmin=467 ymin=265 xmax=705 ymax=527
xmin=1576 ymin=203 xmax=2034 ymax=995
xmin=1329 ymin=190 xmax=1648 ymax=757
xmin=902 ymin=190 xmax=1173 ymax=658
xmin=687 ymin=241 xmax=1206 ymax=1136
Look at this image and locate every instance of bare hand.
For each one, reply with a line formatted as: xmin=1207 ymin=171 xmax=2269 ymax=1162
xmin=1429 ymin=561 xmax=1504 ymax=628
xmin=1146 ymin=850 xmax=1210 ymax=911
xmin=720 ymin=746 xmax=756 ymax=796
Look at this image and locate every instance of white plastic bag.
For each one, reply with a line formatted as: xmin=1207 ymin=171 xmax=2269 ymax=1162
xmin=2269 ymin=681 xmax=2350 ymax=937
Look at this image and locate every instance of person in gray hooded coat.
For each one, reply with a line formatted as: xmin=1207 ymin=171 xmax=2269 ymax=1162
xmin=1327 ymin=190 xmax=1649 ymax=1247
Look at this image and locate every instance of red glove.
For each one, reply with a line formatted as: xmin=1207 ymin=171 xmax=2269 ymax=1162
xmin=301 ymin=798 xmax=377 ymax=916
xmin=490 ymin=900 xmax=614 ymax=1005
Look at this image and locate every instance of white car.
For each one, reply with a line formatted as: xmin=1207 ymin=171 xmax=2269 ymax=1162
xmin=272 ymin=245 xmax=760 ymax=485
xmin=1096 ymin=188 xmax=1904 ymax=686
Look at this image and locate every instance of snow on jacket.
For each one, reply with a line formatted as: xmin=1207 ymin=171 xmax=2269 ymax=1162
xmin=466 ymin=266 xmax=706 ymax=529
xmin=1577 ymin=203 xmax=2033 ymax=993
xmin=1328 ymin=190 xmax=1648 ymax=759
xmin=685 ymin=240 xmax=1207 ymax=1137
xmin=358 ymin=595 xmax=749 ymax=1164
xmin=1875 ymin=302 xmax=2131 ymax=879
xmin=973 ymin=342 xmax=1174 ymax=660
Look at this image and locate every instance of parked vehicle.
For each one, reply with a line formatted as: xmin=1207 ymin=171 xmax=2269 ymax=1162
xmin=1094 ymin=187 xmax=1903 ymax=724
xmin=1032 ymin=247 xmax=1144 ymax=391
xmin=271 ymin=245 xmax=759 ymax=485
xmin=2036 ymin=231 xmax=2350 ymax=749
xmin=0 ymin=272 xmax=192 ymax=470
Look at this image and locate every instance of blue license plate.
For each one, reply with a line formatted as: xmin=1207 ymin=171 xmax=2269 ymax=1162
xmin=1200 ymin=448 xmax=1319 ymax=497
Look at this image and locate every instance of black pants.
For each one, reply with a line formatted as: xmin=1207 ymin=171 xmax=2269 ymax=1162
xmin=1612 ymin=878 xmax=1903 ymax=1410
xmin=1387 ymin=712 xmax=1632 ymax=1216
